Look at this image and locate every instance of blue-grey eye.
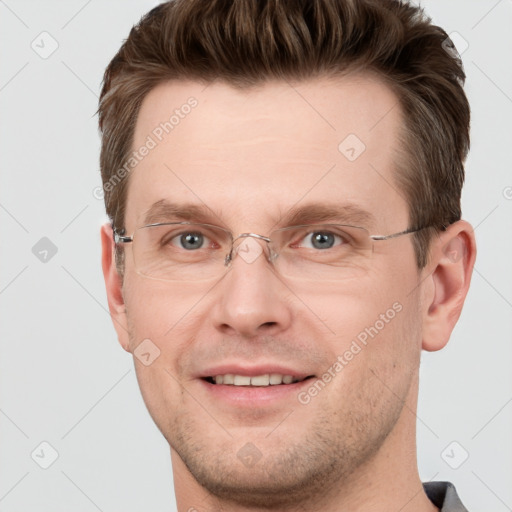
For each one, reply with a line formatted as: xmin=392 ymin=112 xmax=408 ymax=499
xmin=313 ymin=232 xmax=334 ymax=249
xmin=169 ymin=231 xmax=207 ymax=250
xmin=300 ymin=231 xmax=343 ymax=250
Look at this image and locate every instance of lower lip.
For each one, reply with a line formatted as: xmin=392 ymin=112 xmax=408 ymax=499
xmin=199 ymin=378 xmax=315 ymax=406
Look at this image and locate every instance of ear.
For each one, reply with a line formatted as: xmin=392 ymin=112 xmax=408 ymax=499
xmin=421 ymin=220 xmax=477 ymax=352
xmin=100 ymin=222 xmax=131 ymax=352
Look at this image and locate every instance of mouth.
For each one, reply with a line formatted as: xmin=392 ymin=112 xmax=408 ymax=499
xmin=197 ymin=365 xmax=318 ymax=406
xmin=202 ymin=373 xmax=316 ymax=387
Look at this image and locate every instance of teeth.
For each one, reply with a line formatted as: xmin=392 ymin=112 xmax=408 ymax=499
xmin=234 ymin=375 xmax=251 ymax=386
xmin=250 ymin=374 xmax=270 ymax=386
xmin=269 ymin=373 xmax=283 ymax=385
xmin=223 ymin=374 xmax=234 ymax=384
xmin=211 ymin=373 xmax=300 ymax=386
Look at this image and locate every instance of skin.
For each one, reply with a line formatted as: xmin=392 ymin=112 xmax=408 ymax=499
xmin=101 ymin=76 xmax=476 ymax=512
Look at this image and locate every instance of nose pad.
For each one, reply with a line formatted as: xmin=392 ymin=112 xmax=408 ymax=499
xmin=235 ymin=236 xmax=265 ymax=264
xmin=225 ymin=234 xmax=272 ymax=267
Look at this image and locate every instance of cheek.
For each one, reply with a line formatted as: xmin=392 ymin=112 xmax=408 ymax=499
xmin=123 ymin=276 xmax=205 ymax=347
xmin=123 ymin=278 xmax=208 ymax=400
xmin=318 ymin=296 xmax=421 ymax=422
xmin=125 ymin=286 xmax=196 ymax=434
xmin=296 ymin=271 xmax=409 ymax=341
xmin=310 ymin=268 xmax=421 ymax=387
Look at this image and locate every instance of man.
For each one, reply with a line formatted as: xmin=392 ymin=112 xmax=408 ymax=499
xmin=98 ymin=1 xmax=476 ymax=510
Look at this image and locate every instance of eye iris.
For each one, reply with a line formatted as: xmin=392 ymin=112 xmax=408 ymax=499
xmin=312 ymin=232 xmax=334 ymax=249
xmin=181 ymin=232 xmax=203 ymax=250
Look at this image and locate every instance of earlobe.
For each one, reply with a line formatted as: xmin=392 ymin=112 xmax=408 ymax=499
xmin=421 ymin=220 xmax=477 ymax=352
xmin=100 ymin=223 xmax=131 ymax=352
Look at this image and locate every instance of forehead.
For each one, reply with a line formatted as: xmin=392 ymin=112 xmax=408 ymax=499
xmin=125 ymin=75 xmax=407 ymax=231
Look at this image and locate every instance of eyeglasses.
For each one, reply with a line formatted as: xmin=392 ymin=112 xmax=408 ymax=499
xmin=113 ymin=221 xmax=429 ymax=282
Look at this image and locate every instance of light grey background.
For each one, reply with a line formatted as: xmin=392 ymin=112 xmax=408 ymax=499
xmin=0 ymin=1 xmax=511 ymax=510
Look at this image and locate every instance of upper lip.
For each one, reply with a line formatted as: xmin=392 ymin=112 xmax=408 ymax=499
xmin=198 ymin=364 xmax=314 ymax=380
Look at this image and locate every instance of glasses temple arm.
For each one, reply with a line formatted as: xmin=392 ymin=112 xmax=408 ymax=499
xmin=370 ymin=225 xmax=438 ymax=241
xmin=112 ymin=226 xmax=133 ymax=244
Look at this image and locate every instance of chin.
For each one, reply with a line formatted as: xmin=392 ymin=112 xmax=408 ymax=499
xmin=181 ymin=450 xmax=339 ymax=509
xmin=167 ymin=414 xmax=380 ymax=510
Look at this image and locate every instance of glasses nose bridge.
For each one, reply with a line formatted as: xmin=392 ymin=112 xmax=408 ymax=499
xmin=225 ymin=232 xmax=275 ymax=267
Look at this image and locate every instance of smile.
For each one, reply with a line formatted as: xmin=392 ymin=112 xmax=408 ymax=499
xmin=204 ymin=374 xmax=313 ymax=386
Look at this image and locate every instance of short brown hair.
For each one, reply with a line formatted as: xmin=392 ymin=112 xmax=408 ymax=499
xmin=98 ymin=0 xmax=470 ymax=270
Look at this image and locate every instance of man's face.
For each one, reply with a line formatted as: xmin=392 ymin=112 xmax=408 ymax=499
xmin=116 ymin=76 xmax=427 ymax=504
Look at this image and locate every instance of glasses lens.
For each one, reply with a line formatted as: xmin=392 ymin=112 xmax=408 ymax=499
xmin=270 ymin=224 xmax=373 ymax=280
xmin=133 ymin=223 xmax=232 ymax=281
xmin=130 ymin=223 xmax=373 ymax=282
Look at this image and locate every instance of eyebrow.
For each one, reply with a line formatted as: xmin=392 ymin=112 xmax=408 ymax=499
xmin=141 ymin=199 xmax=376 ymax=229
xmin=142 ymin=199 xmax=226 ymax=226
xmin=279 ymin=203 xmax=375 ymax=228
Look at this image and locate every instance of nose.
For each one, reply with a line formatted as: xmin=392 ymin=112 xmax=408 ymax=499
xmin=212 ymin=234 xmax=293 ymax=338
